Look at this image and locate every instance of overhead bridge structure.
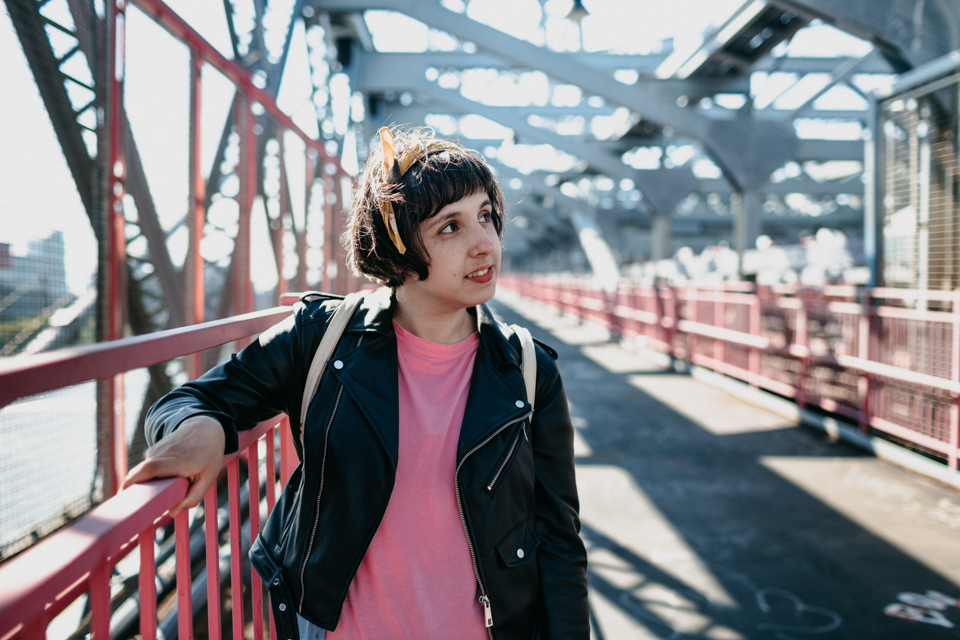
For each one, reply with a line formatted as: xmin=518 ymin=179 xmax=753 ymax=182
xmin=2 ymin=0 xmax=960 ymax=638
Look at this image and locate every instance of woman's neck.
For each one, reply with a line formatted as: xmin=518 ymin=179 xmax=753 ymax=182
xmin=392 ymin=291 xmax=476 ymax=345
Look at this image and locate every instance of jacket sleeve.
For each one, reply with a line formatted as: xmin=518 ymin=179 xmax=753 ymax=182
xmin=531 ymin=346 xmax=590 ymax=639
xmin=146 ymin=301 xmax=324 ymax=454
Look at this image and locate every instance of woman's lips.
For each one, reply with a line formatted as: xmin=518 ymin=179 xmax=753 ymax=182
xmin=466 ymin=266 xmax=494 ymax=283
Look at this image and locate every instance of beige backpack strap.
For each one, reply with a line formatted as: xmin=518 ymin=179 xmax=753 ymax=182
xmin=512 ymin=324 xmax=536 ymax=413
xmin=299 ymin=292 xmax=365 ymax=444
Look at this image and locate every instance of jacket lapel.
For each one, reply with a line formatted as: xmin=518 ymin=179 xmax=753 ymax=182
xmin=457 ymin=304 xmax=530 ymax=459
xmin=329 ymin=290 xmax=530 ymax=463
xmin=330 ymin=288 xmax=401 ymax=464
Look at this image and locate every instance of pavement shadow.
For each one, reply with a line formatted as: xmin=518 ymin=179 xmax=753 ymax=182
xmin=489 ymin=298 xmax=960 ymax=640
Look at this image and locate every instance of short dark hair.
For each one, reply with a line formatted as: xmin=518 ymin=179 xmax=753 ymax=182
xmin=345 ymin=127 xmax=504 ymax=287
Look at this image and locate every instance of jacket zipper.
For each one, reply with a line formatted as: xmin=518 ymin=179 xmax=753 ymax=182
xmin=298 ymin=384 xmax=343 ymax=611
xmin=297 ymin=333 xmax=362 ymax=612
xmin=485 ymin=425 xmax=524 ymax=492
xmin=455 ymin=410 xmax=532 ymax=638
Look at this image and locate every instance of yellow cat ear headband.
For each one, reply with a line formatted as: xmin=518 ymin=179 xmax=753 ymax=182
xmin=377 ymin=127 xmax=463 ymax=254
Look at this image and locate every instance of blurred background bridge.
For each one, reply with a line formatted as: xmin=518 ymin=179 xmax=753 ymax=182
xmin=2 ymin=0 xmax=960 ymax=638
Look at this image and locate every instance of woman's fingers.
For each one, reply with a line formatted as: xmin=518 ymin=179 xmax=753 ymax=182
xmin=120 ymin=417 xmax=226 ymax=516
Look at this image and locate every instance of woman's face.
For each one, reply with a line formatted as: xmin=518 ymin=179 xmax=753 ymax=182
xmin=399 ymin=190 xmax=501 ymax=314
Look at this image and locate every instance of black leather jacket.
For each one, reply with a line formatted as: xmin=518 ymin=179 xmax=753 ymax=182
xmin=146 ymin=288 xmax=588 ymax=640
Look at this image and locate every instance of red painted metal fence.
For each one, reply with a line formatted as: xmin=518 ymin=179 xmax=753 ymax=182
xmin=500 ymin=274 xmax=960 ymax=471
xmin=0 ymin=305 xmax=298 ymax=640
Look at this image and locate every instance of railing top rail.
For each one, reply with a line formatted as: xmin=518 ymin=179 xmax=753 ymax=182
xmin=0 ymin=306 xmax=292 ymax=410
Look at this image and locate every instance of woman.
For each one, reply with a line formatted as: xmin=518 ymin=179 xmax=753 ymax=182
xmin=123 ymin=128 xmax=589 ymax=639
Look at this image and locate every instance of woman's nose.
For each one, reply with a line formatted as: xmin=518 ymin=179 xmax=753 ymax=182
xmin=470 ymin=222 xmax=495 ymax=255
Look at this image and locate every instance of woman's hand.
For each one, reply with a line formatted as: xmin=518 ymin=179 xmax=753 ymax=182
xmin=121 ymin=416 xmax=226 ymax=516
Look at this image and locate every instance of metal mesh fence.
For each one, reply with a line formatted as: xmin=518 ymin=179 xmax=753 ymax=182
xmin=879 ymin=75 xmax=960 ymax=297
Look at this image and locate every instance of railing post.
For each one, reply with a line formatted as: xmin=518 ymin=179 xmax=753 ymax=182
xmin=139 ymin=528 xmax=158 ymax=640
xmin=247 ymin=445 xmax=265 ymax=640
xmin=205 ymin=486 xmax=222 ymax=640
xmin=228 ymin=458 xmax=244 ymax=640
xmin=949 ymin=290 xmax=960 ymax=469
xmin=176 ymin=510 xmax=194 ymax=640
xmin=686 ymin=286 xmax=696 ymax=364
xmin=715 ymin=287 xmax=725 ymax=367
xmin=749 ymin=289 xmax=760 ymax=386
xmin=796 ymin=290 xmax=809 ymax=408
xmin=858 ymin=289 xmax=873 ymax=433
xmin=90 ymin=563 xmax=112 ymax=639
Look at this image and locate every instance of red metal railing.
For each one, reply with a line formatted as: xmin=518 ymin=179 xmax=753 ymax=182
xmin=500 ymin=274 xmax=960 ymax=470
xmin=0 ymin=306 xmax=298 ymax=640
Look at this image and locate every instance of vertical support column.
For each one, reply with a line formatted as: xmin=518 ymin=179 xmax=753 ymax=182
xmin=733 ymin=189 xmax=761 ymax=278
xmin=322 ymin=170 xmax=335 ymax=293
xmin=299 ymin=148 xmax=315 ymax=292
xmin=335 ymin=175 xmax=349 ymax=294
xmin=275 ymin=132 xmax=289 ymax=296
xmin=864 ymin=94 xmax=881 ymax=287
xmin=185 ymin=50 xmax=205 ymax=378
xmin=908 ymin=100 xmax=921 ymax=296
xmin=235 ymin=97 xmax=255 ymax=320
xmin=100 ymin=0 xmax=128 ymax=497
xmin=917 ymin=108 xmax=931 ymax=306
xmin=651 ymin=214 xmax=672 ymax=262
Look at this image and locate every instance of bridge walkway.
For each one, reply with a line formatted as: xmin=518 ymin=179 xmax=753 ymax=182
xmin=491 ymin=290 xmax=960 ymax=640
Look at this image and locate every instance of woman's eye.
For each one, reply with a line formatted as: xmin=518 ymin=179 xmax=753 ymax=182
xmin=440 ymin=222 xmax=458 ymax=234
xmin=479 ymin=211 xmax=492 ymax=223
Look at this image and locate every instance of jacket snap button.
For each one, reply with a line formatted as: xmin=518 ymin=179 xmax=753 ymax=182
xmin=515 ymin=400 xmax=524 ymax=408
xmin=279 ymin=603 xmax=287 ymax=611
xmin=516 ymin=548 xmax=525 ymax=559
xmin=333 ymin=360 xmax=343 ymax=369
xmin=273 ymin=578 xmax=280 ymax=586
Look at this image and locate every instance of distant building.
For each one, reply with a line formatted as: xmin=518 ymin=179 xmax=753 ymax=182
xmin=0 ymin=231 xmax=70 ymax=320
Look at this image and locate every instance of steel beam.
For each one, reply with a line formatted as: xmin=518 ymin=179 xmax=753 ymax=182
xmin=770 ymin=0 xmax=960 ymax=72
xmin=320 ymin=0 xmax=709 ymax=140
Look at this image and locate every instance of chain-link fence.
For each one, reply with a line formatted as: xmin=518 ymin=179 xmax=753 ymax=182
xmin=879 ymin=74 xmax=960 ymax=298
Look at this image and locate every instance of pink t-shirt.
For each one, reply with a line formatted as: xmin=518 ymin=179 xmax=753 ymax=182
xmin=327 ymin=322 xmax=489 ymax=640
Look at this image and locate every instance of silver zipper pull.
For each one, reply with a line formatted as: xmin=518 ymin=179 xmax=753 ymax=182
xmin=479 ymin=595 xmax=494 ymax=628
xmin=521 ymin=422 xmax=529 ymax=442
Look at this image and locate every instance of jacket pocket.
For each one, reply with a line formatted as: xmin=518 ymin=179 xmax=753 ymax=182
xmin=496 ymin=520 xmax=540 ymax=568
